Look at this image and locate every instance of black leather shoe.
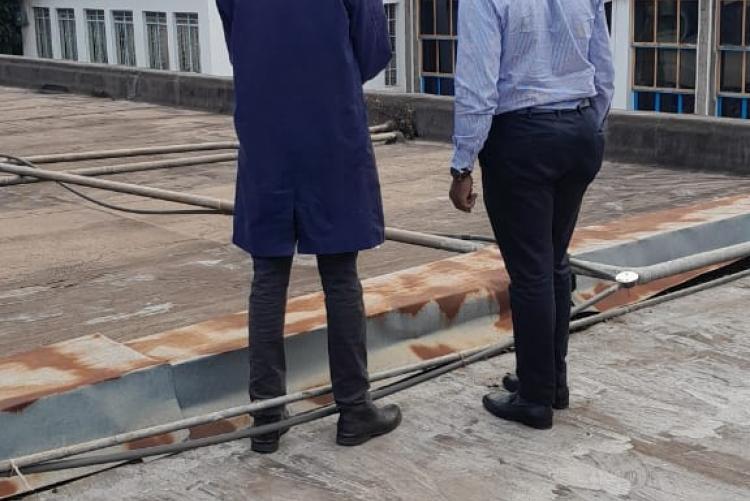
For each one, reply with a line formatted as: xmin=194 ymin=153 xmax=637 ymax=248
xmin=251 ymin=412 xmax=290 ymax=454
xmin=337 ymin=402 xmax=402 ymax=446
xmin=482 ymin=392 xmax=553 ymax=430
xmin=502 ymin=373 xmax=570 ymax=410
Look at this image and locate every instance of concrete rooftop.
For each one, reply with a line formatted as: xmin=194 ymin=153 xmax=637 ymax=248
xmin=1 ymin=86 xmax=749 ymax=500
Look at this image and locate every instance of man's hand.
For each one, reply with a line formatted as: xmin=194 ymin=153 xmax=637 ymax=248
xmin=449 ymin=174 xmax=478 ymax=213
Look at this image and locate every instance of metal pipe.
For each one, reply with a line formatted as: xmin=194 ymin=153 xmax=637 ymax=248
xmin=25 ymin=142 xmax=240 ymax=164
xmin=370 ymin=131 xmax=402 ymax=144
xmin=0 ymin=162 xmax=235 ymax=212
xmin=570 ymin=268 xmax=750 ymax=331
xmin=570 ymin=283 xmax=622 ymax=317
xmin=8 ymin=267 xmax=750 ymax=476
xmin=0 ymin=153 xmax=237 ymax=187
xmin=368 ymin=121 xmax=397 ymax=134
xmin=0 ymin=163 xmax=483 ymax=254
xmin=17 ymin=341 xmax=515 ymax=476
xmin=571 ymin=241 xmax=750 ymax=285
xmin=0 ymin=342 xmax=507 ymax=475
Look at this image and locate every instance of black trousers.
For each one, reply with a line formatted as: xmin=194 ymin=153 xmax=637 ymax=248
xmin=479 ymin=107 xmax=604 ymax=406
xmin=248 ymin=252 xmax=369 ymax=416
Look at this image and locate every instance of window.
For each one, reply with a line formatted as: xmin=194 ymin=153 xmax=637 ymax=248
xmin=33 ymin=7 xmax=53 ymax=59
xmin=716 ymin=0 xmax=750 ymax=118
xmin=86 ymin=10 xmax=107 ymax=64
xmin=419 ymin=0 xmax=458 ymax=96
xmin=175 ymin=13 xmax=201 ymax=73
xmin=145 ymin=12 xmax=169 ymax=70
xmin=384 ymin=3 xmax=398 ymax=86
xmin=113 ymin=11 xmax=136 ymax=66
xmin=57 ymin=9 xmax=78 ymax=61
xmin=632 ymin=0 xmax=699 ymax=114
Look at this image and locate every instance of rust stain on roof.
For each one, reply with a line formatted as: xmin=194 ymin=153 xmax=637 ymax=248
xmin=0 ymin=481 xmax=17 ymax=498
xmin=126 ymin=432 xmax=176 ymax=450
xmin=410 ymin=343 xmax=456 ymax=360
xmin=0 ymin=334 xmax=158 ymax=413
xmin=188 ymin=415 xmax=250 ymax=440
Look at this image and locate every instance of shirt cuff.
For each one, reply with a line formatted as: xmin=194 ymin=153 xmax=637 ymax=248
xmin=451 ymin=146 xmax=477 ymax=174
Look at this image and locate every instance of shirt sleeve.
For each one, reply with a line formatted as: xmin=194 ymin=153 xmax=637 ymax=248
xmin=215 ymin=0 xmax=234 ymax=63
xmin=344 ymin=0 xmax=393 ymax=83
xmin=589 ymin=0 xmax=615 ymax=129
xmin=452 ymin=0 xmax=502 ymax=173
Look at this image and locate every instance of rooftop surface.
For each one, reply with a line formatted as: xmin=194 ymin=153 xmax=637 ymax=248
xmin=1 ymin=86 xmax=749 ymax=500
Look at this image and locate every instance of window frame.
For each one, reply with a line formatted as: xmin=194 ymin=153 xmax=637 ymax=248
xmin=384 ymin=2 xmax=398 ymax=87
xmin=57 ymin=8 xmax=78 ymax=61
xmin=175 ymin=12 xmax=201 ymax=73
xmin=85 ymin=9 xmax=108 ymax=64
xmin=715 ymin=0 xmax=750 ymax=118
xmin=418 ymin=0 xmax=459 ymax=96
xmin=631 ymin=0 xmax=699 ymax=107
xmin=33 ymin=7 xmax=54 ymax=59
xmin=112 ymin=10 xmax=137 ymax=67
xmin=144 ymin=11 xmax=170 ymax=71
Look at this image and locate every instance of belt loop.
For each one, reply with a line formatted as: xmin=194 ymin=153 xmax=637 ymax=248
xmin=555 ymin=109 xmax=561 ymax=119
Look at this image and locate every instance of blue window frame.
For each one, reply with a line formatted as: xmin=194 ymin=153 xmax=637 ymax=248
xmin=419 ymin=0 xmax=458 ymax=96
xmin=716 ymin=0 xmax=750 ymax=119
xmin=632 ymin=0 xmax=698 ymax=114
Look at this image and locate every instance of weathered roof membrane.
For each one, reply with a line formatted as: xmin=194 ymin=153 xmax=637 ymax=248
xmin=1 ymin=194 xmax=748 ymax=498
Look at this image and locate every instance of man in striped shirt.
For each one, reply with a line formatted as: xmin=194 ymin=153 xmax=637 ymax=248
xmin=449 ymin=0 xmax=614 ymax=429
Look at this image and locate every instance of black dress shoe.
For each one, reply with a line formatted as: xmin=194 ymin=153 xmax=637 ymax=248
xmin=251 ymin=412 xmax=290 ymax=454
xmin=502 ymin=373 xmax=570 ymax=410
xmin=337 ymin=402 xmax=402 ymax=446
xmin=482 ymin=392 xmax=553 ymax=430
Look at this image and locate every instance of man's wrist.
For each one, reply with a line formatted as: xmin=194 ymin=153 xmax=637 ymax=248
xmin=450 ymin=168 xmax=472 ymax=180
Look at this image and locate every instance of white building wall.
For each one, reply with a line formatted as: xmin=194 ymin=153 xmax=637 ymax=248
xmin=609 ymin=0 xmax=631 ymax=111
xmin=21 ymin=0 xmax=406 ymax=88
xmin=21 ymin=0 xmax=229 ymax=75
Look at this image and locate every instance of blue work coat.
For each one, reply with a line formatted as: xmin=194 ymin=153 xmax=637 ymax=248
xmin=215 ymin=0 xmax=392 ymax=257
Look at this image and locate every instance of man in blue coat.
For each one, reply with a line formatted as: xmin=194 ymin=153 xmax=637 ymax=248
xmin=216 ymin=0 xmax=402 ymax=453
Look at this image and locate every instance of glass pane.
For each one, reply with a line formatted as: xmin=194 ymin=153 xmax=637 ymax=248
xmin=420 ymin=0 xmax=434 ymax=35
xmin=720 ymin=97 xmax=744 ymax=117
xmin=682 ymin=94 xmax=695 ymax=113
xmin=679 ymin=0 xmax=699 ymax=44
xmin=746 ymin=53 xmax=750 ymax=93
xmin=720 ymin=1 xmax=743 ymax=46
xmin=634 ymin=47 xmax=656 ymax=87
xmin=634 ymin=0 xmax=655 ymax=43
xmin=435 ymin=0 xmax=451 ymax=35
xmin=438 ymin=39 xmax=453 ymax=73
xmin=439 ymin=77 xmax=455 ymax=96
xmin=452 ymin=0 xmax=459 ymax=35
xmin=657 ymin=48 xmax=678 ymax=88
xmin=656 ymin=0 xmax=677 ymax=43
xmin=720 ymin=50 xmax=744 ymax=92
xmin=747 ymin=2 xmax=750 ymax=45
xmin=423 ymin=76 xmax=439 ymax=94
xmin=636 ymin=91 xmax=656 ymax=111
xmin=679 ymin=49 xmax=696 ymax=89
xmin=422 ymin=40 xmax=437 ymax=72
xmin=660 ymin=93 xmax=679 ymax=113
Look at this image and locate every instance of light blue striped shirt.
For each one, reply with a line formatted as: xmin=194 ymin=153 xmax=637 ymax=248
xmin=452 ymin=0 xmax=615 ymax=172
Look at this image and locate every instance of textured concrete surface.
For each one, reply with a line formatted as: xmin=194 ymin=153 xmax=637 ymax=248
xmin=30 ymin=275 xmax=750 ymax=501
xmin=2 ymin=86 xmax=750 ymax=357
xmin=4 ymin=56 xmax=750 ymax=173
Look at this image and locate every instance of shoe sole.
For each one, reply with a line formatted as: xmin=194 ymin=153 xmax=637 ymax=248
xmin=336 ymin=413 xmax=403 ymax=447
xmin=251 ymin=441 xmax=279 ymax=454
xmin=482 ymin=398 xmax=553 ymax=430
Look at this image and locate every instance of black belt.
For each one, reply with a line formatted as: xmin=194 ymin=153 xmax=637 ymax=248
xmin=509 ymin=98 xmax=591 ymax=117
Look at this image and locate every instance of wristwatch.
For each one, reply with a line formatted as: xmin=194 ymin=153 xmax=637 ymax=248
xmin=451 ymin=168 xmax=471 ymax=180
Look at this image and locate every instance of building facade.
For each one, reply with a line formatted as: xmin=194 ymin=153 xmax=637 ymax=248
xmin=20 ymin=0 xmax=412 ymax=92
xmin=410 ymin=0 xmax=750 ymax=118
xmin=20 ymin=0 xmax=750 ymax=118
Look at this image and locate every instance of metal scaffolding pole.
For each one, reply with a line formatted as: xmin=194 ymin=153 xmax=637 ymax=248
xmin=0 ymin=162 xmax=484 ymax=254
xmin=0 ymin=153 xmax=238 ymax=187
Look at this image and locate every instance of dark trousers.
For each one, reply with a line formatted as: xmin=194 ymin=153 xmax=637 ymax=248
xmin=479 ymin=106 xmax=604 ymax=406
xmin=248 ymin=252 xmax=370 ymax=416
